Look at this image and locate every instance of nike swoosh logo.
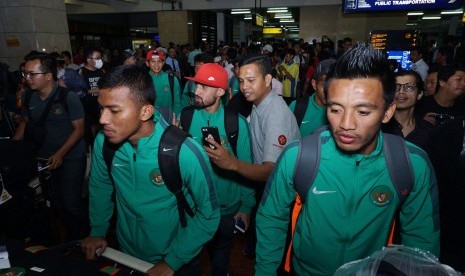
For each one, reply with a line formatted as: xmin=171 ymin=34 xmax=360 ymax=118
xmin=230 ymin=133 xmax=237 ymax=138
xmin=163 ymin=147 xmax=173 ymax=152
xmin=29 ymin=107 xmax=36 ymax=109
xmin=113 ymin=163 xmax=124 ymax=167
xmin=312 ymin=186 xmax=336 ymax=195
xmin=301 ymin=121 xmax=309 ymax=124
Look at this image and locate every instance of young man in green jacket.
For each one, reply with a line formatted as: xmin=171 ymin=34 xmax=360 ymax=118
xmin=255 ymin=43 xmax=440 ymax=276
xmin=81 ymin=66 xmax=220 ymax=276
xmin=146 ymin=49 xmax=182 ymax=116
xmin=182 ymin=63 xmax=255 ymax=275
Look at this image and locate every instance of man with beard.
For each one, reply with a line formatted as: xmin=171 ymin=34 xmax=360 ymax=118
xmin=180 ymin=63 xmax=255 ymax=275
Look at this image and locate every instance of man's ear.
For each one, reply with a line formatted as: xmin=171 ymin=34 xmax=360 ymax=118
xmin=216 ymin=88 xmax=225 ymax=98
xmin=265 ymin=74 xmax=272 ymax=87
xmin=382 ymin=102 xmax=396 ymax=123
xmin=311 ymin=79 xmax=317 ymax=91
xmin=140 ymin=104 xmax=155 ymax=122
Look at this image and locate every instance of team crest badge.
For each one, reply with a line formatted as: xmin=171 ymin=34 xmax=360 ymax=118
xmin=149 ymin=169 xmax=164 ymax=185
xmin=370 ymin=185 xmax=393 ymax=207
xmin=278 ymin=135 xmax=287 ymax=146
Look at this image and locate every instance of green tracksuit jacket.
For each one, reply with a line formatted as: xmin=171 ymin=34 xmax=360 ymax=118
xmin=255 ymin=130 xmax=440 ymax=276
xmin=180 ymin=104 xmax=255 ymax=216
xmin=89 ymin=120 xmax=220 ymax=270
xmin=149 ymin=71 xmax=181 ymax=116
xmin=289 ymin=94 xmax=328 ymax=138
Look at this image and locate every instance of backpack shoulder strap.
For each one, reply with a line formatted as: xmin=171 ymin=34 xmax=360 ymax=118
xmin=224 ymin=106 xmax=239 ymax=157
xmin=157 ymin=106 xmax=173 ymax=125
xmin=180 ymin=105 xmax=195 ymax=132
xmin=168 ymin=73 xmax=175 ymax=107
xmin=158 ymin=125 xmax=193 ymax=228
xmin=293 ymin=96 xmax=310 ymax=127
xmin=24 ymin=89 xmax=33 ymax=119
xmin=383 ymin=133 xmax=414 ymax=206
xmin=102 ymin=139 xmax=120 ymax=183
xmin=57 ymin=88 xmax=69 ymax=113
xmin=293 ymin=126 xmax=325 ymax=203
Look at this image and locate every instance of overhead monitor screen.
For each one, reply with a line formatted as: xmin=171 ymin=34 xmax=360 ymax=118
xmin=387 ymin=50 xmax=411 ymax=70
xmin=370 ymin=30 xmax=418 ymax=50
xmin=343 ymin=0 xmax=463 ymax=13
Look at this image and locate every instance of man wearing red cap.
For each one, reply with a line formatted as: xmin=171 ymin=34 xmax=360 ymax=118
xmin=146 ymin=49 xmax=182 ymax=116
xmin=180 ymin=63 xmax=255 ymax=276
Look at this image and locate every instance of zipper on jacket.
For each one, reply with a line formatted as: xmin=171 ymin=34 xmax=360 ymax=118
xmin=133 ymin=152 xmax=136 ymax=162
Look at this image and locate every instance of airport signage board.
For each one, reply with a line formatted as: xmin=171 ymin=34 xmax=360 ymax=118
xmin=343 ymin=0 xmax=463 ymax=13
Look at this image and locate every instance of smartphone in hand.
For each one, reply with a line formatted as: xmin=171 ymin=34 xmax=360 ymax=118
xmin=201 ymin=126 xmax=221 ymax=150
xmin=234 ymin=218 xmax=246 ymax=234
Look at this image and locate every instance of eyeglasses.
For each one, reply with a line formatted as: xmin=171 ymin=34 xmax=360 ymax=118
xmin=22 ymin=71 xmax=47 ymax=79
xmin=395 ymin=83 xmax=417 ymax=93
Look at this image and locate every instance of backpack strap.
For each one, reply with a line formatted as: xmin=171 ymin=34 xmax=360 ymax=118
xmin=224 ymin=106 xmax=238 ymax=157
xmin=187 ymin=80 xmax=194 ymax=105
xmin=168 ymin=73 xmax=175 ymax=108
xmin=382 ymin=133 xmax=414 ymax=206
xmin=293 ymin=125 xmax=327 ymax=202
xmin=157 ymin=106 xmax=173 ymax=125
xmin=180 ymin=105 xmax=195 ymax=132
xmin=57 ymin=88 xmax=69 ymax=114
xmin=285 ymin=126 xmax=327 ymax=272
xmin=158 ymin=125 xmax=194 ymax=228
xmin=293 ymin=96 xmax=310 ymax=127
xmin=102 ymin=139 xmax=121 ymax=183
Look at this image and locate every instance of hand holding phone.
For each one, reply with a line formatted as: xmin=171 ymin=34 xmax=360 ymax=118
xmin=234 ymin=218 xmax=246 ymax=234
xmin=201 ymin=127 xmax=221 ymax=150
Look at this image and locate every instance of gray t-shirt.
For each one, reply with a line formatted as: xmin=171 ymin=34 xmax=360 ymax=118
xmin=249 ymin=91 xmax=300 ymax=164
xmin=22 ymin=84 xmax=86 ymax=158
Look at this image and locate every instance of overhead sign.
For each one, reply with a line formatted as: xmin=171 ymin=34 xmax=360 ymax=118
xmin=263 ymin=27 xmax=283 ymax=34
xmin=343 ymin=0 xmax=463 ymax=13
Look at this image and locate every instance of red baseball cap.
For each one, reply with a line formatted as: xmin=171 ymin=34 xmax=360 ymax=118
xmin=146 ymin=49 xmax=165 ymax=61
xmin=185 ymin=63 xmax=228 ymax=90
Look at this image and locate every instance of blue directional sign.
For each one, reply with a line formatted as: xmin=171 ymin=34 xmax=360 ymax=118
xmin=343 ymin=0 xmax=463 ymax=13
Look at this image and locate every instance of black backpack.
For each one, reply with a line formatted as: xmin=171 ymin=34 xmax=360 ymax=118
xmin=293 ymin=126 xmax=414 ymax=204
xmin=293 ymin=95 xmax=309 ymax=127
xmin=180 ymin=105 xmax=239 ymax=156
xmin=283 ymin=126 xmax=415 ymax=272
xmin=102 ymin=124 xmax=194 ymax=228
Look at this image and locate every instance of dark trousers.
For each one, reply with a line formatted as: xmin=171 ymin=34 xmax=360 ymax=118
xmin=175 ymin=255 xmax=201 ymax=276
xmin=51 ymin=154 xmax=89 ymax=241
xmin=205 ymin=214 xmax=236 ymax=276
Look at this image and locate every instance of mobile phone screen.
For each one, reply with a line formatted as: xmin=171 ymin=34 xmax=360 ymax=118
xmin=201 ymin=127 xmax=221 ymax=149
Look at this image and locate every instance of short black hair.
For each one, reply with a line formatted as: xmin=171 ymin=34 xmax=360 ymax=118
xmin=84 ymin=47 xmax=101 ymax=61
xmin=437 ymin=64 xmax=465 ymax=84
xmin=24 ymin=51 xmax=58 ymax=81
xmin=394 ymin=70 xmax=424 ymax=92
xmin=194 ymin=53 xmax=214 ymax=64
xmin=98 ymin=65 xmax=155 ymax=108
xmin=61 ymin=51 xmax=72 ymax=60
xmin=239 ymin=54 xmax=272 ymax=77
xmin=326 ymin=43 xmax=395 ymax=109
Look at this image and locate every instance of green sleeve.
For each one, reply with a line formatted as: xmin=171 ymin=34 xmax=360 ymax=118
xmin=88 ymin=133 xmax=115 ymax=237
xmin=255 ymin=142 xmax=299 ymax=276
xmin=399 ymin=147 xmax=440 ymax=257
xmin=173 ymin=77 xmax=182 ymax=117
xmin=164 ymin=139 xmax=220 ymax=270
xmin=237 ymin=116 xmax=255 ymax=215
xmin=288 ymin=100 xmax=296 ymax=112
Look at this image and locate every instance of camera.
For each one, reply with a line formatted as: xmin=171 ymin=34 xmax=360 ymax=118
xmin=433 ymin=113 xmax=453 ymax=125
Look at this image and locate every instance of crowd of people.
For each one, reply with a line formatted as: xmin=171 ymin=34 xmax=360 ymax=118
xmin=0 ymin=33 xmax=464 ymax=275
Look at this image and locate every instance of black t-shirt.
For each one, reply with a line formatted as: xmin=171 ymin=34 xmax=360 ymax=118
xmin=382 ymin=116 xmax=434 ymax=153
xmin=416 ymin=95 xmax=465 ymax=118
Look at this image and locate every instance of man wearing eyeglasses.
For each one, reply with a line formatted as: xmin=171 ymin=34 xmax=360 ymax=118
xmin=13 ymin=51 xmax=88 ymax=241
